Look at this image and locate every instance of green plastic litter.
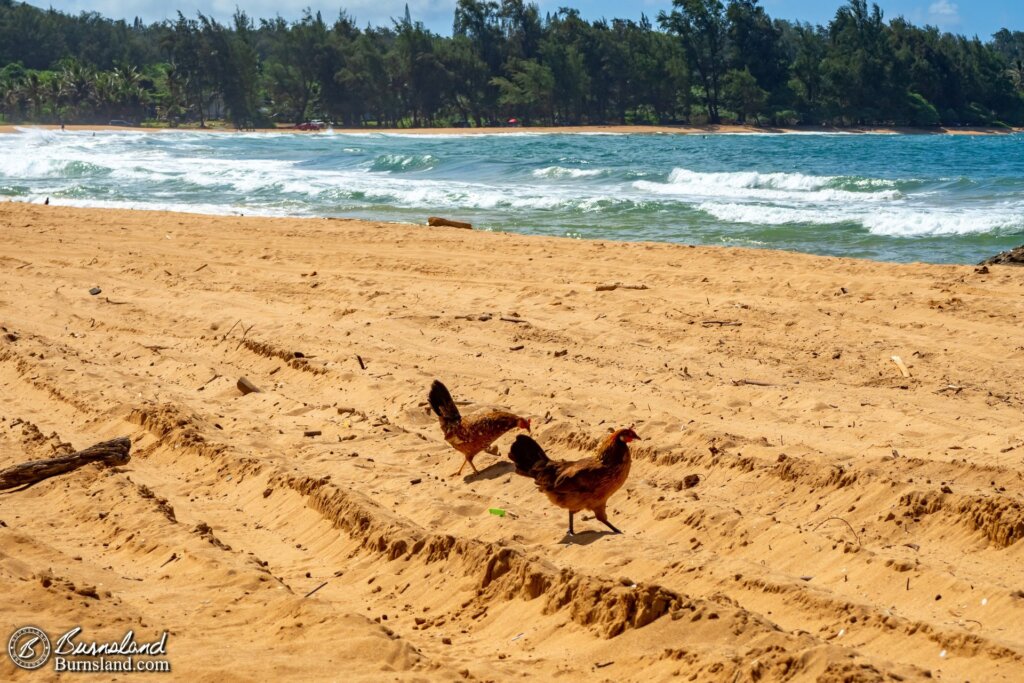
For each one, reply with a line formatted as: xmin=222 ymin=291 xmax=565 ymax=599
xmin=488 ymin=508 xmax=506 ymax=517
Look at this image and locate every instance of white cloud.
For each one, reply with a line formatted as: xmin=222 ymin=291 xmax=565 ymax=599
xmin=927 ymin=0 xmax=961 ymax=27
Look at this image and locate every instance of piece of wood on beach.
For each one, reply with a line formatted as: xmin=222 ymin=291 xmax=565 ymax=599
xmin=595 ymin=283 xmax=649 ymax=292
xmin=891 ymin=355 xmax=911 ymax=378
xmin=427 ymin=216 xmax=473 ymax=230
xmin=732 ymin=378 xmax=777 ymax=387
xmin=237 ymin=376 xmax=262 ymax=395
xmin=702 ymin=320 xmax=742 ymax=327
xmin=0 ymin=436 xmax=131 ymax=491
xmin=304 ymin=581 xmax=330 ymax=598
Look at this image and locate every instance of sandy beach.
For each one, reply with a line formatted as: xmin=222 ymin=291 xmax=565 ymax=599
xmin=1 ymin=202 xmax=1023 ymax=681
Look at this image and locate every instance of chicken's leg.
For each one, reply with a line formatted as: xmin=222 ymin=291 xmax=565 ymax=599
xmin=567 ymin=510 xmax=575 ymax=536
xmin=594 ymin=504 xmax=622 ymax=534
xmin=450 ymin=455 xmax=481 ymax=478
xmin=450 ymin=458 xmax=467 ymax=478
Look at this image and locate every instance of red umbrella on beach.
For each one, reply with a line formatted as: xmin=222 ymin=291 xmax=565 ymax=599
xmin=507 ymin=118 xmax=519 ymax=125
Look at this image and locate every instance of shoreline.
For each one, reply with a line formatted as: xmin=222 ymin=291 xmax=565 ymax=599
xmin=1 ymin=202 xmax=1022 ymax=681
xmin=1 ymin=198 xmax=1008 ymax=267
xmin=2 ymin=122 xmax=1020 ymax=136
xmin=2 ymin=197 xmax=1014 ymax=267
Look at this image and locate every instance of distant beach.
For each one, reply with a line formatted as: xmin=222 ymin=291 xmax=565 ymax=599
xmin=2 ymin=123 xmax=1020 ymax=136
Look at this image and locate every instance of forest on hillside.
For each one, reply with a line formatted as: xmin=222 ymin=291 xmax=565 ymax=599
xmin=1 ymin=0 xmax=1023 ymax=128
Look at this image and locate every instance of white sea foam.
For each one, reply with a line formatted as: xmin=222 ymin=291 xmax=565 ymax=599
xmin=12 ymin=195 xmax=294 ymax=218
xmin=531 ymin=166 xmax=607 ymax=179
xmin=634 ymin=168 xmax=901 ymax=203
xmin=368 ymin=153 xmax=438 ymax=172
xmin=698 ymin=201 xmax=1024 ymax=237
xmin=669 ymin=167 xmax=835 ymax=190
xmin=862 ymin=210 xmax=1024 ymax=236
xmin=697 ymin=202 xmax=840 ymax=225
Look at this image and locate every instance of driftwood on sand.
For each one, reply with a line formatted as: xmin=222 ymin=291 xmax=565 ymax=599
xmin=427 ymin=216 xmax=473 ymax=230
xmin=0 ymin=436 xmax=131 ymax=491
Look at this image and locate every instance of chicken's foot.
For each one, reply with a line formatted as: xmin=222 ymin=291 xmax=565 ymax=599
xmin=450 ymin=457 xmax=480 ymax=478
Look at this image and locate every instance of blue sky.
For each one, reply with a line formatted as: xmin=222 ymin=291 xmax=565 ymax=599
xmin=26 ymin=0 xmax=1022 ymax=38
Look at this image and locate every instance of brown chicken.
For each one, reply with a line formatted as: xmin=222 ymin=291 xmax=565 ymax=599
xmin=509 ymin=427 xmax=639 ymax=536
xmin=428 ymin=380 xmax=531 ymax=477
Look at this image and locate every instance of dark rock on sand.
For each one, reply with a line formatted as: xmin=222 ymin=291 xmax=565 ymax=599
xmin=979 ymin=245 xmax=1024 ymax=266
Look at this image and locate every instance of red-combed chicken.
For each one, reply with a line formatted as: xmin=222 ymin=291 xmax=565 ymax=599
xmin=428 ymin=380 xmax=530 ymax=477
xmin=509 ymin=427 xmax=640 ymax=536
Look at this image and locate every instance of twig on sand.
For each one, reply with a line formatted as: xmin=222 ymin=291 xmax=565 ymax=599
xmin=702 ymin=320 xmax=742 ymax=327
xmin=731 ymin=379 xmax=777 ymax=387
xmin=812 ymin=516 xmax=862 ymax=549
xmin=500 ymin=316 xmax=529 ymax=324
xmin=222 ymin=319 xmax=241 ymax=342
xmin=234 ymin=324 xmax=255 ymax=350
xmin=104 ymin=297 xmax=128 ymax=305
xmin=595 ymin=283 xmax=648 ymax=292
xmin=304 ymin=581 xmax=329 ymax=598
xmin=356 ymin=355 xmax=366 ymax=370
xmin=199 ymin=373 xmax=221 ymax=388
xmin=194 ymin=263 xmax=208 ymax=272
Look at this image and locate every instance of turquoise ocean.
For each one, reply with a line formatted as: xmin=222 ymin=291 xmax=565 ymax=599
xmin=2 ymin=127 xmax=1022 ymax=264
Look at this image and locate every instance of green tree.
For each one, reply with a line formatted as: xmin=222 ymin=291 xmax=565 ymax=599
xmin=660 ymin=0 xmax=727 ymax=123
xmin=491 ymin=58 xmax=554 ymax=123
xmin=722 ymin=67 xmax=767 ymax=122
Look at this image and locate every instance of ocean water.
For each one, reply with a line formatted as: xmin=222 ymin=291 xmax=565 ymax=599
xmin=2 ymin=127 xmax=1022 ymax=264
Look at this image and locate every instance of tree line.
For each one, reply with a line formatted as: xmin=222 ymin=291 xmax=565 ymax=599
xmin=1 ymin=0 xmax=1022 ymax=128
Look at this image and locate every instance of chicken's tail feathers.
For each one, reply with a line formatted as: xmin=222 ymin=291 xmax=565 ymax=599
xmin=509 ymin=435 xmax=549 ymax=476
xmin=428 ymin=380 xmax=461 ymax=424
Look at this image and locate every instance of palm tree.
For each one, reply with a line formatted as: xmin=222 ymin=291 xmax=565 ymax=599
xmin=23 ymin=72 xmax=46 ymax=120
xmin=58 ymin=60 xmax=97 ymax=122
xmin=0 ymin=65 xmax=28 ymax=122
xmin=111 ymin=66 xmax=146 ymax=120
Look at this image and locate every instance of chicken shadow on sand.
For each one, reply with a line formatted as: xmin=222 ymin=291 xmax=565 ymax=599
xmin=463 ymin=460 xmax=515 ymax=482
xmin=560 ymin=526 xmax=620 ymax=546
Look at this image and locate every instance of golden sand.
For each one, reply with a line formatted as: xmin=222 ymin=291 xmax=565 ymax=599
xmin=1 ymin=203 xmax=1022 ymax=680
